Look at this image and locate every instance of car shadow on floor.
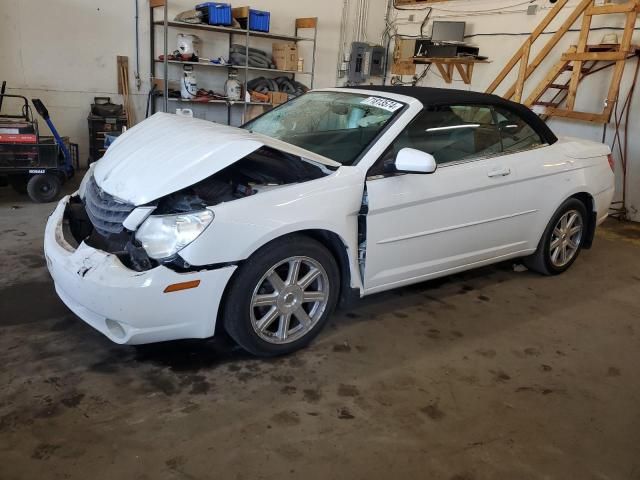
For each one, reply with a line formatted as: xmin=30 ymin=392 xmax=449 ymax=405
xmin=99 ymin=259 xmax=525 ymax=373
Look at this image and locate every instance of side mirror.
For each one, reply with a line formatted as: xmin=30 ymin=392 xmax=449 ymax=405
xmin=394 ymin=148 xmax=437 ymax=174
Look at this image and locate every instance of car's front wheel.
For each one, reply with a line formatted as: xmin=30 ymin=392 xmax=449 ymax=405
xmin=524 ymin=198 xmax=587 ymax=275
xmin=222 ymin=235 xmax=339 ymax=356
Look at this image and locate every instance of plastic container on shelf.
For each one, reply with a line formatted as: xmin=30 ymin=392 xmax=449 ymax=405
xmin=248 ymin=9 xmax=270 ymax=32
xmin=196 ymin=2 xmax=232 ymax=26
xmin=233 ymin=8 xmax=270 ymax=32
xmin=225 ymin=72 xmax=242 ymax=101
xmin=177 ymin=34 xmax=201 ymax=56
xmin=181 ymin=65 xmax=198 ymax=99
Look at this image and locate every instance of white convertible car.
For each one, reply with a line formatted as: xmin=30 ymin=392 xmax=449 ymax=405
xmin=44 ymin=87 xmax=615 ymax=356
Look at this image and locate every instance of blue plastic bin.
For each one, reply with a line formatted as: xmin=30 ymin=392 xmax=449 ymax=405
xmin=196 ymin=2 xmax=232 ymax=26
xmin=248 ymin=9 xmax=270 ymax=32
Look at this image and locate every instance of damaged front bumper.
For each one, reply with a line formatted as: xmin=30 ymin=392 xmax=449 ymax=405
xmin=44 ymin=195 xmax=237 ymax=345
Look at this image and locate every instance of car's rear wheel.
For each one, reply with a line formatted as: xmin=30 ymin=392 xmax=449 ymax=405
xmin=524 ymin=198 xmax=587 ymax=275
xmin=222 ymin=235 xmax=339 ymax=356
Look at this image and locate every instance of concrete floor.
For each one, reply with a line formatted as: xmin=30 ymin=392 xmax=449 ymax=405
xmin=1 ymin=181 xmax=640 ymax=480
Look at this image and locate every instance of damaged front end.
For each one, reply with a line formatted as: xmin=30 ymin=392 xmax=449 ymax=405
xmin=64 ymin=146 xmax=332 ymax=272
xmin=64 ymin=177 xmax=155 ymax=271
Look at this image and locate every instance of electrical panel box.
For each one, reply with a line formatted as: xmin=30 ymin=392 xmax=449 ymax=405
xmin=348 ymin=42 xmax=371 ymax=83
xmin=370 ymin=46 xmax=385 ymax=76
xmin=348 ymin=42 xmax=385 ymax=83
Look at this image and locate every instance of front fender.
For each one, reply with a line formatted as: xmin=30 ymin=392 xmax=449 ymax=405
xmin=178 ymin=167 xmax=365 ymax=289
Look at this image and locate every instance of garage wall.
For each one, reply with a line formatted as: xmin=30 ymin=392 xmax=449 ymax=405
xmin=0 ymin=0 xmax=386 ymax=166
xmin=2 ymin=0 xmax=638 ymax=220
xmin=384 ymin=0 xmax=640 ymax=221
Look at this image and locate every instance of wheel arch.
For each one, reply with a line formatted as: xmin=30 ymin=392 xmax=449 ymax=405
xmin=531 ymin=190 xmax=597 ymax=254
xmin=214 ymin=228 xmax=359 ymax=336
xmin=569 ymin=191 xmax=596 ymax=249
xmin=297 ymin=229 xmax=360 ymax=307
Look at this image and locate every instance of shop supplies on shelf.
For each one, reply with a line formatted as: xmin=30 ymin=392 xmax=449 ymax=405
xmin=229 ymin=45 xmax=275 ymax=69
xmin=247 ymin=77 xmax=308 ymax=97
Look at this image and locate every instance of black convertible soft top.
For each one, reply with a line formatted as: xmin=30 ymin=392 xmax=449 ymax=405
xmin=347 ymin=85 xmax=558 ymax=145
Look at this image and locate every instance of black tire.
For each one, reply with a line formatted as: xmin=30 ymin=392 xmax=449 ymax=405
xmin=27 ymin=173 xmax=62 ymax=203
xmin=8 ymin=175 xmax=28 ymax=194
xmin=524 ymin=198 xmax=588 ymax=275
xmin=222 ymin=235 xmax=340 ymax=357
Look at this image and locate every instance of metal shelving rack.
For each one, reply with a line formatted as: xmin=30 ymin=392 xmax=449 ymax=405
xmin=149 ymin=1 xmax=317 ymax=124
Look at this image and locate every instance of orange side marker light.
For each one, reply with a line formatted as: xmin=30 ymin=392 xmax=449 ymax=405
xmin=163 ymin=280 xmax=201 ymax=293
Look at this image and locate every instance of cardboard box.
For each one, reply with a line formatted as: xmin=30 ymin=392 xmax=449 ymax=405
xmin=245 ymin=105 xmax=267 ymax=122
xmin=250 ymin=90 xmax=270 ymax=103
xmin=272 ymin=43 xmax=298 ymax=71
xmin=268 ymin=92 xmax=288 ymax=106
xmin=231 ymin=6 xmax=250 ymax=19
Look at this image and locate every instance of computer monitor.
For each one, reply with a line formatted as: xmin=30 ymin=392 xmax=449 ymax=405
xmin=431 ymin=21 xmax=466 ymax=43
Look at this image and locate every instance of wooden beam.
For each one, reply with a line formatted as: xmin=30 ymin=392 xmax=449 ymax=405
xmin=586 ymin=1 xmax=638 ymax=15
xmin=435 ymin=62 xmax=452 ymax=83
xmin=467 ymin=62 xmax=475 ymax=84
xmin=117 ymin=56 xmax=128 ymax=95
xmin=602 ymin=10 xmax=638 ymax=121
xmin=566 ymin=11 xmax=592 ymax=110
xmin=502 ymin=0 xmax=593 ymax=99
xmin=485 ymin=0 xmax=569 ymax=94
xmin=413 ymin=57 xmax=487 ymax=83
xmin=545 ymin=108 xmax=609 ymax=123
xmin=514 ymin=40 xmax=531 ymax=103
xmin=454 ymin=63 xmax=471 ymax=84
xmin=562 ymin=51 xmax=628 ymax=61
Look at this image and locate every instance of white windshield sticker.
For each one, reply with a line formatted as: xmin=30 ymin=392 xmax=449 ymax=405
xmin=360 ymin=96 xmax=403 ymax=112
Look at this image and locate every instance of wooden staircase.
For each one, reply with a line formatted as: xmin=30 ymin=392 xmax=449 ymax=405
xmin=527 ymin=44 xmax=640 ymax=121
xmin=486 ymin=0 xmax=640 ymax=123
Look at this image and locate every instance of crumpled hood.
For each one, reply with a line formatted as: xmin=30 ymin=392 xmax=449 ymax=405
xmin=94 ymin=113 xmax=338 ymax=206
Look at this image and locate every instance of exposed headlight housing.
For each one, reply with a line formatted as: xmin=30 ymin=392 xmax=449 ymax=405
xmin=135 ymin=210 xmax=214 ymax=260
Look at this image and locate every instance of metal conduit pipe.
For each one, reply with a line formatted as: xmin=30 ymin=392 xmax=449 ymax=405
xmin=356 ymin=0 xmax=365 ymax=41
xmin=362 ymin=0 xmax=369 ymax=42
xmin=336 ymin=0 xmax=350 ymax=82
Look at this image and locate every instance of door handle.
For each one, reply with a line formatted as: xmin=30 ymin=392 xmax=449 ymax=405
xmin=487 ymin=167 xmax=511 ymax=178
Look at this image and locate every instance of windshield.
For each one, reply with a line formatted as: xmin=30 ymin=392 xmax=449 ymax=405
xmin=243 ymin=91 xmax=404 ymax=166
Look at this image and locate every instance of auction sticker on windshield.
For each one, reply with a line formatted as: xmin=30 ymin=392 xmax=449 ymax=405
xmin=360 ymin=97 xmax=403 ymax=112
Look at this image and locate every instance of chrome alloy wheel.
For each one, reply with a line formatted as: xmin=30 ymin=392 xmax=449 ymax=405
xmin=549 ymin=209 xmax=583 ymax=268
xmin=250 ymin=256 xmax=330 ymax=344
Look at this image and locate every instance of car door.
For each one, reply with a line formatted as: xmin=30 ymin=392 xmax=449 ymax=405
xmin=362 ymin=104 xmax=538 ymax=294
xmin=491 ymin=105 xmax=549 ymax=247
